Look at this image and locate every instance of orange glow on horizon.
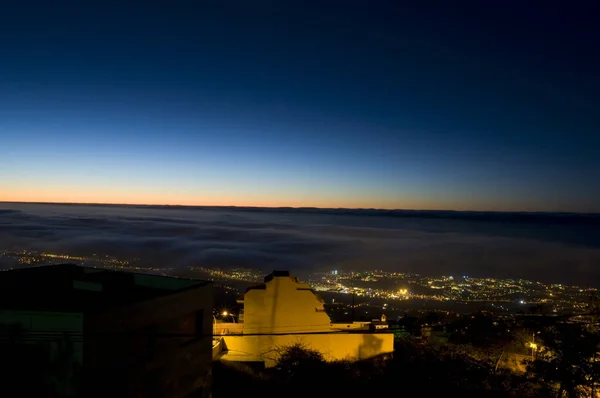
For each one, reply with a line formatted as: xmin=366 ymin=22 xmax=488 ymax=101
xmin=0 ymin=186 xmax=458 ymax=210
xmin=3 ymin=181 xmax=589 ymax=213
xmin=0 ymin=188 xmax=567 ymax=212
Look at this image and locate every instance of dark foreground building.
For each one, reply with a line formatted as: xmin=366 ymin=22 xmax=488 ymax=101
xmin=0 ymin=264 xmax=213 ymax=398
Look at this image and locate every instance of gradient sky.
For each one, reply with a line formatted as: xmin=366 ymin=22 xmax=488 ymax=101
xmin=1 ymin=1 xmax=599 ymax=212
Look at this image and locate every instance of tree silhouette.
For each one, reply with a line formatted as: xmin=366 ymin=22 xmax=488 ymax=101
xmin=272 ymin=343 xmax=327 ymax=381
xmin=527 ymin=325 xmax=600 ymax=397
xmin=213 ymin=337 xmax=552 ymax=398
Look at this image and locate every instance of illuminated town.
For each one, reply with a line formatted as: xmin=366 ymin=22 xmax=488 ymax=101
xmin=307 ymin=270 xmax=596 ymax=314
xmin=0 ymin=249 xmax=166 ymax=273
xmin=1 ymin=247 xmax=599 ymax=397
xmin=1 ymin=249 xmax=596 ymax=315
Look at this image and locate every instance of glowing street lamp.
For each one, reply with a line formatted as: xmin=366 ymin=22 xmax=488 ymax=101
xmin=529 ymin=342 xmax=537 ymax=361
xmin=221 ymin=310 xmax=236 ymax=323
xmin=530 ymin=331 xmax=540 ymax=361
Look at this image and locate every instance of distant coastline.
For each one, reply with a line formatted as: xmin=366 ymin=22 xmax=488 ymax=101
xmin=2 ymin=201 xmax=599 ymax=223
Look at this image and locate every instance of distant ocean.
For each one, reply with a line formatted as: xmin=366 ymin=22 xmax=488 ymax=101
xmin=1 ymin=203 xmax=599 ymax=287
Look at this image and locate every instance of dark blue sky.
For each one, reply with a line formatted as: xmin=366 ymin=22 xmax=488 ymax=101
xmin=1 ymin=1 xmax=599 ymax=211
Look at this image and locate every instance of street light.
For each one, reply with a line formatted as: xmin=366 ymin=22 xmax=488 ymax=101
xmin=221 ymin=311 xmax=236 ymax=323
xmin=529 ymin=342 xmax=537 ymax=361
xmin=530 ymin=331 xmax=540 ymax=361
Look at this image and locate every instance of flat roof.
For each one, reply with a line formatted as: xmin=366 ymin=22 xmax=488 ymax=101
xmin=0 ymin=264 xmax=210 ymax=313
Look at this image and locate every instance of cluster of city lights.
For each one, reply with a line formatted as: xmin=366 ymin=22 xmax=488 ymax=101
xmin=1 ymin=249 xmax=596 ymax=315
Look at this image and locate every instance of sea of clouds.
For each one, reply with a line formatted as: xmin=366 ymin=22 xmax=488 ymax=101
xmin=1 ymin=203 xmax=599 ymax=286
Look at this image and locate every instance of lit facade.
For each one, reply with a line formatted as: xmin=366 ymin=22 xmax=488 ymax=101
xmin=218 ymin=270 xmax=393 ymax=366
xmin=240 ymin=270 xmax=332 ymax=334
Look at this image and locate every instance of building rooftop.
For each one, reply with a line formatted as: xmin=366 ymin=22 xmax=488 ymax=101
xmin=264 ymin=270 xmax=291 ymax=282
xmin=238 ymin=270 xmax=309 ymax=302
xmin=0 ymin=264 xmax=210 ymax=313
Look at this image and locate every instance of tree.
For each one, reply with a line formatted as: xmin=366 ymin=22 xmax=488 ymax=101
xmin=446 ymin=313 xmax=514 ymax=368
xmin=527 ymin=325 xmax=600 ymax=397
xmin=390 ymin=336 xmax=549 ymax=397
xmin=213 ymin=337 xmax=551 ymax=398
xmin=272 ymin=343 xmax=327 ymax=381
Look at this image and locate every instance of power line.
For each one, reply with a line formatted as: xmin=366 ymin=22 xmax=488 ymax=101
xmin=1 ymin=329 xmax=379 ymax=338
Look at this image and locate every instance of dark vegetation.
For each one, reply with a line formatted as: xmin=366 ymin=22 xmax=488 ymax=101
xmin=2 ymin=312 xmax=598 ymax=397
xmin=214 ymin=317 xmax=600 ymax=398
xmin=213 ymin=341 xmax=550 ymax=398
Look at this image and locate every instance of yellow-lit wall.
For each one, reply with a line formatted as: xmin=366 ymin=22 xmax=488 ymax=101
xmin=212 ymin=338 xmax=223 ymax=360
xmin=214 ymin=322 xmax=244 ymax=335
xmin=222 ymin=333 xmax=394 ymax=367
xmin=225 ymin=274 xmax=394 ymax=367
xmin=330 ymin=322 xmax=370 ymax=331
xmin=243 ymin=276 xmax=332 ymax=334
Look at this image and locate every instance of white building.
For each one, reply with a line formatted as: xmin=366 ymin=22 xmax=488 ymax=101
xmin=216 ymin=270 xmax=394 ymax=367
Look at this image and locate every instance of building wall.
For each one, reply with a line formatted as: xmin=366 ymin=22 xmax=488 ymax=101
xmin=330 ymin=322 xmax=371 ymax=331
xmin=0 ymin=310 xmax=84 ymax=396
xmin=214 ymin=322 xmax=243 ymax=335
xmin=212 ymin=338 xmax=224 ymax=360
xmin=243 ymin=276 xmax=331 ymax=334
xmin=83 ymin=283 xmax=213 ymax=398
xmin=0 ymin=310 xmax=83 ymax=336
xmin=222 ymin=332 xmax=394 ymax=367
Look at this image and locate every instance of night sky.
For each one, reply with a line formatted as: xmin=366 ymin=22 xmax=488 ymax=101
xmin=1 ymin=1 xmax=599 ymax=212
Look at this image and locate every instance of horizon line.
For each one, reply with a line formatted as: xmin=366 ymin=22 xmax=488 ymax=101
xmin=1 ymin=200 xmax=598 ymax=215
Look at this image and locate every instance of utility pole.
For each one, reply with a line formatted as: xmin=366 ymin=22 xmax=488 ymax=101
xmin=592 ymin=348 xmax=596 ymax=398
xmin=531 ymin=332 xmax=535 ymax=361
xmin=351 ymin=271 xmax=355 ymax=322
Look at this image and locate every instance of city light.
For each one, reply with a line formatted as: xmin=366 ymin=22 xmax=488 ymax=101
xmin=1 ymin=250 xmax=596 ymax=315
